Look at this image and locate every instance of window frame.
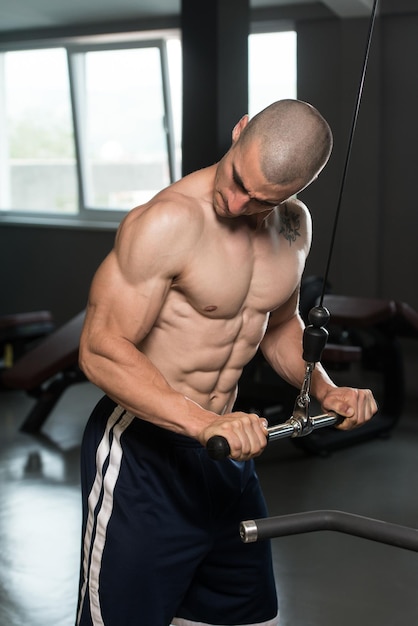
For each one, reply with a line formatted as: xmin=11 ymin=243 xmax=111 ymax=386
xmin=0 ymin=32 xmax=179 ymax=230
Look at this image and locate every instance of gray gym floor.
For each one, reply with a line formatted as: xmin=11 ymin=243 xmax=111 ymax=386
xmin=1 ymin=343 xmax=417 ymax=626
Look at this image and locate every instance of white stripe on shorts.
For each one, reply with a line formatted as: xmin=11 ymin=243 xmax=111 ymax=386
xmin=77 ymin=406 xmax=135 ymax=626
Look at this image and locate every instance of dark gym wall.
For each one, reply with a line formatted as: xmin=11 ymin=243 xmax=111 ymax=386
xmin=298 ymin=16 xmax=382 ymax=300
xmin=1 ymin=5 xmax=418 ymax=326
xmin=299 ymin=10 xmax=418 ymax=310
xmin=379 ymin=15 xmax=418 ymax=308
xmin=0 ymin=225 xmax=114 ymax=324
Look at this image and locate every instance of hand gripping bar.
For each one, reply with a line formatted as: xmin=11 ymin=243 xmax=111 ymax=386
xmin=206 ymin=411 xmax=341 ymax=460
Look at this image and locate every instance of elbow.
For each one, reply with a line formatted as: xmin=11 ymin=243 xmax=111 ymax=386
xmin=78 ymin=349 xmax=87 ymax=377
xmin=78 ymin=341 xmax=97 ymax=384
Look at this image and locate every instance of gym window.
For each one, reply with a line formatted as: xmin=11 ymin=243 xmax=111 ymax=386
xmin=0 ymin=28 xmax=296 ymax=229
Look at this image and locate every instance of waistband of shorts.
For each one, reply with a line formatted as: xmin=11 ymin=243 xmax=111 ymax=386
xmin=99 ymin=395 xmax=204 ymax=449
xmin=131 ymin=415 xmax=204 ymax=449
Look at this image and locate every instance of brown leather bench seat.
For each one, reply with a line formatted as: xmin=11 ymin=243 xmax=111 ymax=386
xmin=1 ymin=311 xmax=85 ymax=433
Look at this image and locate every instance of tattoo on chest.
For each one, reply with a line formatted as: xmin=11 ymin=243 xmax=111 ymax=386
xmin=280 ymin=205 xmax=301 ymax=245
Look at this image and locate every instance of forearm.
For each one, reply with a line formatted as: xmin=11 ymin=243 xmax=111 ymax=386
xmin=79 ymin=334 xmax=217 ymax=439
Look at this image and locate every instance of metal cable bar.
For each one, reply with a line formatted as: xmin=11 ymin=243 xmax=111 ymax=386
xmin=240 ymin=509 xmax=418 ymax=553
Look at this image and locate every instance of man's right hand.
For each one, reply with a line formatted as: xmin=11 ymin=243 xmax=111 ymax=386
xmin=200 ymin=412 xmax=269 ymax=460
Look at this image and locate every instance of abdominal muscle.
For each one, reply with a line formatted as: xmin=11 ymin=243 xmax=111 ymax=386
xmin=139 ymin=301 xmax=269 ymax=416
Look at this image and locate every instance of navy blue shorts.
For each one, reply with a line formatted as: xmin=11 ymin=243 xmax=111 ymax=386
xmin=76 ymin=396 xmax=278 ymax=626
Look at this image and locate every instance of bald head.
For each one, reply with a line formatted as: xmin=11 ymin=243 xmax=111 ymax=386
xmin=237 ymin=99 xmax=333 ymax=191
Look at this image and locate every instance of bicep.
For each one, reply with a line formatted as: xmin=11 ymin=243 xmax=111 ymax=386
xmin=261 ymin=289 xmax=303 ymax=354
xmin=259 ymin=289 xmax=307 ymax=384
xmin=84 ymin=250 xmax=172 ymax=349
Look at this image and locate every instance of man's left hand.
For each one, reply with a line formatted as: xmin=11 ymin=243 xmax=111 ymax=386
xmin=321 ymin=386 xmax=378 ymax=430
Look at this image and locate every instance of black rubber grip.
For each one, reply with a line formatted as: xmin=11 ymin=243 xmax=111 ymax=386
xmin=302 ymin=324 xmax=329 ymax=363
xmin=206 ymin=435 xmax=231 ymax=460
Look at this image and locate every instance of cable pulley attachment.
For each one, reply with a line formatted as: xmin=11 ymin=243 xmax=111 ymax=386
xmin=302 ymin=306 xmax=330 ymax=363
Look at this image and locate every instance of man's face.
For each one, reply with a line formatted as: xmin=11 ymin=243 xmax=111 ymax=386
xmin=213 ymin=139 xmax=299 ymax=219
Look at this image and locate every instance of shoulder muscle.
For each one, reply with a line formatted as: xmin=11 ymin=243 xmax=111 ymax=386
xmin=115 ymin=193 xmax=204 ymax=285
xmin=279 ymin=198 xmax=312 ymax=254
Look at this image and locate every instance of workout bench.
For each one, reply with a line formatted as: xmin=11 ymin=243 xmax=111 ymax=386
xmin=1 ymin=311 xmax=86 ymax=433
xmin=0 ymin=310 xmax=55 ymax=369
xmin=293 ymin=295 xmax=418 ymax=454
xmin=323 ymin=295 xmax=418 ymax=417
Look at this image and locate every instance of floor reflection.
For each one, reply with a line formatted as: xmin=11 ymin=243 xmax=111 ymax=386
xmin=0 ymin=383 xmax=102 ymax=626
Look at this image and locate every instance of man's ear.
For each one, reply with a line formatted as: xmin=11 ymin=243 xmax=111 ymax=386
xmin=231 ymin=114 xmax=249 ymax=143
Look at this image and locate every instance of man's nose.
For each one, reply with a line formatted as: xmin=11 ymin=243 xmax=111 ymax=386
xmin=228 ymin=190 xmax=249 ymax=215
